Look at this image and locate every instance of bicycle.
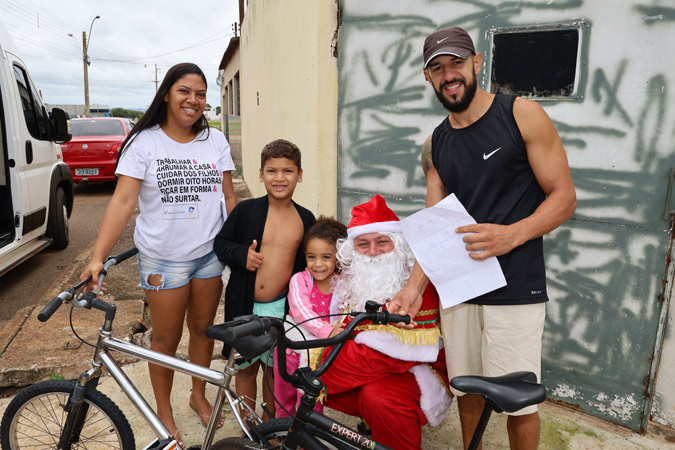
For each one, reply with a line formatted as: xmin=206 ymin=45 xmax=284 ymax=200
xmin=211 ymin=301 xmax=548 ymax=450
xmin=0 ymin=248 xmax=270 ymax=450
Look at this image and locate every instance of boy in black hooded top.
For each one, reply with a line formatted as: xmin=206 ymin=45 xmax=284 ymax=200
xmin=214 ymin=138 xmax=314 ymax=419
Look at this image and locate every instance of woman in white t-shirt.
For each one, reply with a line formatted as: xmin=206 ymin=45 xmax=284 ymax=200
xmin=81 ymin=62 xmax=237 ymax=444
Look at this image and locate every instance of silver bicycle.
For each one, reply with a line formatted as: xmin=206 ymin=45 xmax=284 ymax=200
xmin=0 ymin=248 xmax=267 ymax=450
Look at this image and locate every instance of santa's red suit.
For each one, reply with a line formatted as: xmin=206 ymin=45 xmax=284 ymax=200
xmin=320 ymin=283 xmax=451 ymax=450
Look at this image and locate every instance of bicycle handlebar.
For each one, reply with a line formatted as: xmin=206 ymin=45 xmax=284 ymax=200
xmin=105 ymin=247 xmax=139 ymax=266
xmin=292 ymin=310 xmax=410 ymax=351
xmin=37 ymin=248 xmax=138 ymax=322
xmin=220 ymin=310 xmax=410 ymax=350
xmin=37 ymin=292 xmax=66 ymax=322
xmin=222 ymin=315 xmax=270 ymax=342
xmin=214 ymin=310 xmax=411 ymax=386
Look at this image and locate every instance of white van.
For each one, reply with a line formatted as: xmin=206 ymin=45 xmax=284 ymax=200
xmin=0 ymin=23 xmax=73 ymax=277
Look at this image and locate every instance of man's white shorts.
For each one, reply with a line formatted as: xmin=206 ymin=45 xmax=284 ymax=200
xmin=440 ymin=302 xmax=546 ymax=416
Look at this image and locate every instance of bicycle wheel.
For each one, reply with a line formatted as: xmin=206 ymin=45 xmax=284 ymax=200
xmin=252 ymin=417 xmax=359 ymax=450
xmin=0 ymin=379 xmax=135 ymax=449
xmin=210 ymin=436 xmax=266 ymax=449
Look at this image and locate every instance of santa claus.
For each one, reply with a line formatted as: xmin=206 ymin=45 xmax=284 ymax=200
xmin=321 ymin=194 xmax=451 ymax=450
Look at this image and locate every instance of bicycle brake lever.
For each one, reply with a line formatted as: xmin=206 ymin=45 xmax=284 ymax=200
xmin=74 ymin=291 xmax=97 ymax=309
xmin=365 ymin=300 xmax=383 ymax=312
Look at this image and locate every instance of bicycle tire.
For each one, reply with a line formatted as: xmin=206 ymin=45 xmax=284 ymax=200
xmin=252 ymin=417 xmax=359 ymax=450
xmin=47 ymin=186 xmax=69 ymax=249
xmin=210 ymin=436 xmax=266 ymax=449
xmin=0 ymin=379 xmax=135 ymax=449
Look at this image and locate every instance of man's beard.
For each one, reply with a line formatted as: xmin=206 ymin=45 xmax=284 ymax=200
xmin=434 ymin=69 xmax=477 ymax=113
xmin=333 ymin=234 xmax=415 ymax=313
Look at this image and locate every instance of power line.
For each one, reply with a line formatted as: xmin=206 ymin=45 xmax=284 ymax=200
xmin=3 ymin=0 xmax=72 ymax=34
xmin=6 ymin=30 xmax=79 ymax=59
xmin=94 ymin=31 xmax=232 ymax=60
xmin=0 ymin=0 xmax=233 ymax=108
xmin=90 ymin=31 xmax=232 ymax=62
xmin=0 ymin=1 xmax=74 ymax=42
xmin=92 ymin=28 xmax=231 ymax=47
xmin=1 ymin=11 xmax=232 ymax=67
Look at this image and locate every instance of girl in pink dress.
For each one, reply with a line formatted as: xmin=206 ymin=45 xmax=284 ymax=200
xmin=274 ymin=217 xmax=347 ymax=417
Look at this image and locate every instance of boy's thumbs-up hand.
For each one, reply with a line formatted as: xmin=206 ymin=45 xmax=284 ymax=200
xmin=246 ymin=239 xmax=264 ymax=271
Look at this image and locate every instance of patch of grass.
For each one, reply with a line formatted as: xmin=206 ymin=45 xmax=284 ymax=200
xmin=224 ymin=121 xmax=241 ymax=134
xmin=49 ymin=373 xmax=64 ymax=380
xmin=540 ymin=418 xmax=605 ymax=449
xmin=540 ymin=419 xmax=572 ymax=449
xmin=208 ymin=121 xmax=222 ymax=131
xmin=582 ymin=429 xmax=600 ymax=439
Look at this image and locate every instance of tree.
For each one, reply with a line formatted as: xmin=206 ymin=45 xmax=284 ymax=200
xmin=111 ymin=107 xmax=143 ymax=120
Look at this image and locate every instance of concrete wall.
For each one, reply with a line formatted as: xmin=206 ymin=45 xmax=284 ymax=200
xmin=240 ymin=0 xmax=339 ymax=215
xmin=220 ymin=45 xmax=240 ymax=94
xmin=336 ymin=0 xmax=675 ymax=431
xmin=236 ymin=0 xmax=675 ymax=431
xmin=220 ymin=43 xmax=240 ymax=121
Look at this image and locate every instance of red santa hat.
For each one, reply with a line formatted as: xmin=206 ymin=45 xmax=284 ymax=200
xmin=347 ymin=194 xmax=402 ymax=240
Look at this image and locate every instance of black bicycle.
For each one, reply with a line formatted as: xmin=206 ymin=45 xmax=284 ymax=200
xmin=210 ymin=301 xmax=547 ymax=450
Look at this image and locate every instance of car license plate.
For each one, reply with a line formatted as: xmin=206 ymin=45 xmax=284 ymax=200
xmin=75 ymin=168 xmax=99 ymax=176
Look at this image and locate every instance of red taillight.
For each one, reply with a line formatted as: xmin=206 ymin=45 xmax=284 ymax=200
xmin=108 ymin=143 xmax=120 ymax=157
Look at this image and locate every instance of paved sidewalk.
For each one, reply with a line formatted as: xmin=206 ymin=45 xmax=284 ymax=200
xmin=1 ymin=174 xmax=674 ymax=448
xmin=2 ymin=346 xmax=674 ymax=449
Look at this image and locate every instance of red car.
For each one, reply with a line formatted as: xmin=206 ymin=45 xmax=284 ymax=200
xmin=61 ymin=117 xmax=134 ymax=183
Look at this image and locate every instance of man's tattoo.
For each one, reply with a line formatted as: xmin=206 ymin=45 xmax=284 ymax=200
xmin=421 ymin=139 xmax=433 ymax=176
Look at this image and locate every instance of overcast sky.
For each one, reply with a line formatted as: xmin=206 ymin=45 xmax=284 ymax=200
xmin=0 ymin=0 xmax=240 ymax=110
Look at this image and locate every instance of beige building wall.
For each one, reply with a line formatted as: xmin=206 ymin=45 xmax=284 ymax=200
xmin=240 ymin=0 xmax=338 ymax=215
xmin=220 ymin=46 xmax=240 ymax=93
xmin=219 ymin=41 xmax=240 ymax=125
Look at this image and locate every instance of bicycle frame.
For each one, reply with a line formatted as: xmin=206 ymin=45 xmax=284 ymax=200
xmin=281 ymin=398 xmax=386 ymax=450
xmin=33 ymin=249 xmax=266 ymax=449
xmin=76 ymin=328 xmax=258 ymax=449
xmin=54 ymin=304 xmax=261 ymax=449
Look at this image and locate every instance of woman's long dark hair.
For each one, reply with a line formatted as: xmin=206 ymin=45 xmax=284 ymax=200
xmin=117 ymin=62 xmax=210 ymax=166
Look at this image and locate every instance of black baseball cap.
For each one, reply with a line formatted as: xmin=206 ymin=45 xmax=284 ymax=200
xmin=423 ymin=26 xmax=476 ymax=69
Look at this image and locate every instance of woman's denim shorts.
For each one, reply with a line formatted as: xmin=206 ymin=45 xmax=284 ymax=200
xmin=137 ymin=250 xmax=225 ymax=291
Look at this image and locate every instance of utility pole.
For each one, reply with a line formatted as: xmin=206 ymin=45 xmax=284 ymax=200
xmin=82 ymin=31 xmax=90 ymax=118
xmin=154 ymin=64 xmax=160 ymax=93
xmin=82 ymin=15 xmax=100 ymax=118
xmin=145 ymin=64 xmax=161 ymax=93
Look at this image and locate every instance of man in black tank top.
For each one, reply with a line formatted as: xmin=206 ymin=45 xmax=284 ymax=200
xmin=388 ymin=26 xmax=576 ymax=449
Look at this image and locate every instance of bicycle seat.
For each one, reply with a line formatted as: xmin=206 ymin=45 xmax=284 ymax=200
xmin=450 ymin=371 xmax=546 ymax=413
xmin=206 ymin=323 xmax=277 ymax=359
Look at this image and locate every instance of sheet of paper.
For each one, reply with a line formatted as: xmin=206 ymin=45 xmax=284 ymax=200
xmin=400 ymin=194 xmax=506 ymax=309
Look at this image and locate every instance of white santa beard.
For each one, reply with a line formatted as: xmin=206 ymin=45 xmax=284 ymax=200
xmin=330 ymin=234 xmax=451 ymax=427
xmin=333 ymin=240 xmax=414 ymax=312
